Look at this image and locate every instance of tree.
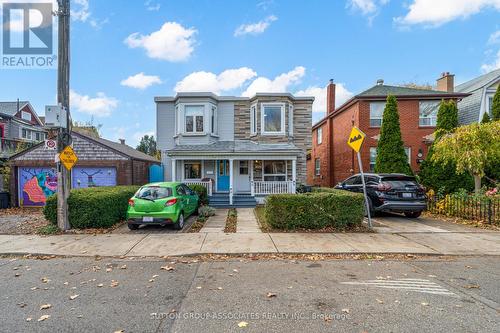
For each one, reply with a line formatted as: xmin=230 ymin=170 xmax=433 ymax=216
xmin=481 ymin=112 xmax=491 ymax=123
xmin=492 ymin=85 xmax=500 ymax=121
xmin=136 ymin=134 xmax=158 ymax=158
xmin=431 ymin=121 xmax=500 ymax=193
xmin=374 ymin=95 xmax=412 ymax=175
xmin=419 ymin=100 xmax=474 ymax=194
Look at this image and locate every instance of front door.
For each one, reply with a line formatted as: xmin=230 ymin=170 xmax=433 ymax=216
xmin=217 ymin=160 xmax=229 ymax=192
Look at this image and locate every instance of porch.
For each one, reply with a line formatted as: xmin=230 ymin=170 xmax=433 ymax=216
xmin=171 ymin=158 xmax=297 ymax=205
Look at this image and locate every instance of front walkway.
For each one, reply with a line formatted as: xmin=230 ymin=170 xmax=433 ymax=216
xmin=236 ymin=208 xmax=260 ymax=233
xmin=199 ymin=209 xmax=228 ymax=233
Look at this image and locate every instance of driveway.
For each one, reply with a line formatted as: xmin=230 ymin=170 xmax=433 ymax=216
xmin=111 ymin=215 xmax=197 ymax=234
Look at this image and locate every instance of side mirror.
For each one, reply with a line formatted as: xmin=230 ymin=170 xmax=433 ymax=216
xmin=337 ymin=182 xmax=344 ymax=188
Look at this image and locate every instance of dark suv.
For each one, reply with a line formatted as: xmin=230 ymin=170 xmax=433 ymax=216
xmin=335 ymin=173 xmax=427 ymax=218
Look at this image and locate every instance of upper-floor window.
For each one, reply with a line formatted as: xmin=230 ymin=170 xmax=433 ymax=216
xmin=369 ymin=102 xmax=385 ymax=127
xmin=370 ymin=146 xmax=411 ymax=172
xmin=487 ymin=95 xmax=494 ymax=116
xmin=21 ymin=111 xmax=31 ymax=121
xmin=419 ymin=101 xmax=439 ymax=127
xmin=317 ymin=127 xmax=323 ymax=144
xmin=261 ymin=103 xmax=285 ymax=135
xmin=210 ymin=106 xmax=217 ymax=134
xmin=250 ymin=104 xmax=257 ymax=135
xmin=184 ymin=105 xmax=204 ymax=133
xmin=315 ymin=158 xmax=320 ymax=176
xmin=21 ymin=128 xmax=32 ymax=140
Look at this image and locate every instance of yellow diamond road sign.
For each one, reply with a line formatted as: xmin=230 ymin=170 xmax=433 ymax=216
xmin=60 ymin=145 xmax=78 ymax=170
xmin=347 ymin=126 xmax=366 ymax=153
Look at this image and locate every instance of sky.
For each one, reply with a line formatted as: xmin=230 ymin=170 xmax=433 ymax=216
xmin=1 ymin=0 xmax=500 ymax=146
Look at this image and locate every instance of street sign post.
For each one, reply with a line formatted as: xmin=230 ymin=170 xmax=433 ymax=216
xmin=347 ymin=126 xmax=372 ymax=228
xmin=44 ymin=139 xmax=57 ymax=150
xmin=60 ymin=145 xmax=78 ymax=170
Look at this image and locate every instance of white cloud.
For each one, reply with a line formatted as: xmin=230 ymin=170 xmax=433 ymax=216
xmin=175 ymin=67 xmax=257 ymax=93
xmin=347 ymin=0 xmax=389 ymax=23
xmin=133 ymin=130 xmax=155 ymax=143
xmin=242 ymin=66 xmax=305 ymax=97
xmin=396 ymin=0 xmax=500 ymax=27
xmin=121 ymin=72 xmax=162 ymax=90
xmin=125 ymin=22 xmax=197 ymax=62
xmin=234 ymin=15 xmax=277 ymax=37
xmin=70 ymin=90 xmax=118 ymax=117
xmin=145 ymin=0 xmax=160 ymax=11
xmin=488 ymin=30 xmax=500 ymax=44
xmin=295 ymin=83 xmax=354 ymax=117
xmin=481 ymin=49 xmax=500 ymax=73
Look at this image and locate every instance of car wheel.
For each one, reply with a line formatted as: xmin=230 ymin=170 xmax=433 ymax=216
xmin=404 ymin=211 xmax=422 ymax=218
xmin=128 ymin=223 xmax=139 ymax=230
xmin=174 ymin=212 xmax=185 ymax=230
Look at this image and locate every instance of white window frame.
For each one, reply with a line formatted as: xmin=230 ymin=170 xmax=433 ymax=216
xmin=261 ymin=103 xmax=286 ymax=136
xmin=250 ymin=103 xmax=257 ymax=135
xmin=314 ymin=158 xmax=320 ymax=176
xmin=182 ymin=161 xmax=203 ymax=180
xmin=404 ymin=147 xmax=411 ymax=164
xmin=369 ymin=147 xmax=377 ymax=172
xmin=21 ymin=127 xmax=32 ymax=140
xmin=21 ymin=111 xmax=31 ymax=121
xmin=183 ymin=104 xmax=205 ymax=134
xmin=486 ymin=94 xmax=494 ymax=117
xmin=317 ymin=127 xmax=323 ymax=145
xmin=369 ymin=102 xmax=385 ymax=127
xmin=210 ymin=105 xmax=217 ymax=135
xmin=419 ymin=101 xmax=439 ymax=127
xmin=263 ymin=160 xmax=287 ymax=181
xmin=288 ymin=104 xmax=294 ymax=136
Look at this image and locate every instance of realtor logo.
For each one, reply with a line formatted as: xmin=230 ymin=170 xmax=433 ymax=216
xmin=1 ymin=2 xmax=56 ymax=68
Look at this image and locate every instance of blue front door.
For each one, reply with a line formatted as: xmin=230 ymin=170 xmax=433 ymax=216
xmin=217 ymin=160 xmax=229 ymax=192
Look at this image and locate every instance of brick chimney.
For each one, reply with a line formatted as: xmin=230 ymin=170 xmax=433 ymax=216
xmin=436 ymin=72 xmax=454 ymax=92
xmin=119 ymin=139 xmax=125 ymax=145
xmin=327 ymin=79 xmax=336 ymax=114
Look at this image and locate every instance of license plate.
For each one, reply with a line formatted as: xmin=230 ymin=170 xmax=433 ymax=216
xmin=402 ymin=193 xmax=413 ymax=198
xmin=143 ymin=216 xmax=153 ymax=222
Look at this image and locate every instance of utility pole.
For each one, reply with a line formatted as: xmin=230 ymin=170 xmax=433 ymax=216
xmin=56 ymin=0 xmax=71 ymax=231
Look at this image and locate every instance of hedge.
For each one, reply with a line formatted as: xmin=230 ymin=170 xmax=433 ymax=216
xmin=188 ymin=184 xmax=208 ymax=204
xmin=264 ymin=190 xmax=364 ymax=230
xmin=43 ymin=186 xmax=139 ymax=229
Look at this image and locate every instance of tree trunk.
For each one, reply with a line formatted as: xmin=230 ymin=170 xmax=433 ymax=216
xmin=473 ymin=174 xmax=481 ymax=194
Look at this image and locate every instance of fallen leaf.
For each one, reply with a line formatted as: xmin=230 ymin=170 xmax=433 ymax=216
xmin=238 ymin=321 xmax=248 ymax=328
xmin=376 ymin=299 xmax=384 ymax=304
xmin=97 ymin=283 xmax=104 ymax=288
xmin=18 ymin=303 xmax=27 ymax=308
xmin=233 ymin=269 xmax=239 ymax=273
xmin=37 ymin=315 xmax=50 ymax=322
xmin=266 ymin=292 xmax=277 ymax=298
xmin=464 ymin=284 xmax=480 ymax=289
xmin=217 ymin=287 xmax=223 ymax=290
xmin=161 ymin=266 xmax=175 ymax=271
xmin=63 ymin=282 xmax=69 ymax=286
xmin=421 ymin=302 xmax=429 ymax=306
xmin=15 ymin=273 xmax=21 ymax=277
xmin=120 ymin=265 xmax=127 ymax=269
xmin=106 ymin=268 xmax=112 ymax=273
xmin=152 ymin=274 xmax=159 ymax=278
xmin=26 ymin=318 xmax=32 ymax=322
xmin=110 ymin=280 xmax=119 ymax=287
xmin=69 ymin=295 xmax=79 ymax=300
xmin=196 ymin=286 xmax=202 ymax=289
xmin=41 ymin=277 xmax=50 ymax=283
xmin=113 ymin=330 xmax=124 ymax=333
xmin=30 ymin=287 xmax=38 ymax=290
xmin=341 ymin=308 xmax=350 ymax=314
xmin=149 ymin=279 xmax=155 ymax=283
xmin=40 ymin=304 xmax=51 ymax=310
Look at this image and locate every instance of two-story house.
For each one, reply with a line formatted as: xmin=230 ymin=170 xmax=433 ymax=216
xmin=155 ymin=92 xmax=313 ymax=206
xmin=0 ymin=101 xmax=47 ymax=159
xmin=456 ymin=68 xmax=500 ymax=124
xmin=307 ymin=75 xmax=469 ymax=187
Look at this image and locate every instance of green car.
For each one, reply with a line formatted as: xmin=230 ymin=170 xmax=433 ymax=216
xmin=126 ymin=182 xmax=199 ymax=230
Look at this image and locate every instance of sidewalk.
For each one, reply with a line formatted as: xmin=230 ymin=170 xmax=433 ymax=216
xmin=0 ymin=229 xmax=499 ymax=257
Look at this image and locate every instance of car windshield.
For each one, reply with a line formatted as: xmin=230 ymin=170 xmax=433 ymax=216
xmin=136 ymin=186 xmax=172 ymax=200
xmin=381 ymin=176 xmax=418 ymax=189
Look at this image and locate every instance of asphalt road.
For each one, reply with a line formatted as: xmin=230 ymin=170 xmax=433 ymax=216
xmin=0 ymin=255 xmax=498 ymax=333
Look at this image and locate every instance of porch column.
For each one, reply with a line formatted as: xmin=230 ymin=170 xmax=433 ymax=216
xmin=291 ymin=159 xmax=297 ymax=193
xmin=250 ymin=160 xmax=255 ymax=196
xmin=171 ymin=159 xmax=176 ymax=182
xmin=229 ymin=159 xmax=234 ymax=205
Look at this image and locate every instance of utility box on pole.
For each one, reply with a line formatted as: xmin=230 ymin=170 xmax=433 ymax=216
xmin=45 ymin=105 xmax=68 ymax=129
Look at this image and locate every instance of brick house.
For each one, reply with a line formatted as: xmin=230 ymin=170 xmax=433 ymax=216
xmin=9 ymin=131 xmax=159 ymax=207
xmin=307 ymin=75 xmax=469 ymax=187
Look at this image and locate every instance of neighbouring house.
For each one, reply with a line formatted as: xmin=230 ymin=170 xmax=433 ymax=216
xmin=456 ymin=68 xmax=500 ymax=124
xmin=307 ymin=75 xmax=469 ymax=187
xmin=9 ymin=131 xmax=159 ymax=207
xmin=0 ymin=101 xmax=47 ymax=159
xmin=155 ymin=92 xmax=313 ymax=206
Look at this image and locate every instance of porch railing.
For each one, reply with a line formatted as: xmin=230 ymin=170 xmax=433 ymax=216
xmin=251 ymin=181 xmax=295 ymax=195
xmin=183 ymin=180 xmax=213 ymax=196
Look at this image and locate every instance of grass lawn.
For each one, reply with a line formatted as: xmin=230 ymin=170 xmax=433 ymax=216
xmin=254 ymin=206 xmax=372 ymax=233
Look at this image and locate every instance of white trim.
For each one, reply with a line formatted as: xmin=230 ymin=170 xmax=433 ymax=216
xmin=317 ymin=126 xmax=323 ymax=145
xmin=181 ymin=160 xmax=204 ymax=181
xmin=261 ymin=102 xmax=286 ymax=136
xmin=250 ymin=103 xmax=257 ymax=136
xmin=288 ymin=103 xmax=293 ymax=136
xmin=183 ymin=104 xmax=205 ymax=134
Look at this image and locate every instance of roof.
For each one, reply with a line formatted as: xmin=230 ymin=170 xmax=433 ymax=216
xmin=155 ymin=92 xmax=314 ymax=103
xmin=168 ymin=140 xmax=301 ymax=155
xmin=0 ymin=101 xmax=29 ymax=116
xmin=75 ymin=132 xmax=159 ymax=162
xmin=456 ymin=69 xmax=500 ymax=93
xmin=312 ymin=84 xmax=469 ymax=130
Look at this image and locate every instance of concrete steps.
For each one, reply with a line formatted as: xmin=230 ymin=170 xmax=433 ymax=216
xmin=209 ymin=194 xmax=257 ymax=208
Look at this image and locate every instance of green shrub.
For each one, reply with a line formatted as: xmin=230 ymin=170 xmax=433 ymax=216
xmin=199 ymin=205 xmax=216 ymax=217
xmin=43 ymin=186 xmax=139 ymax=229
xmin=188 ymin=184 xmax=208 ymax=204
xmin=264 ymin=190 xmax=364 ymax=230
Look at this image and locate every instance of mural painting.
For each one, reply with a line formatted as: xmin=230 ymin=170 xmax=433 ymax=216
xmin=72 ymin=167 xmax=117 ymax=188
xmin=19 ymin=168 xmax=57 ymax=206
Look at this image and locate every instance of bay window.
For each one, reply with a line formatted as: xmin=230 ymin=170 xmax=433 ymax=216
xmin=261 ymin=103 xmax=285 ymax=135
xmin=419 ymin=101 xmax=439 ymax=127
xmin=184 ymin=105 xmax=204 ymax=133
